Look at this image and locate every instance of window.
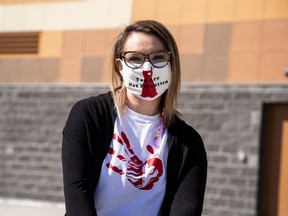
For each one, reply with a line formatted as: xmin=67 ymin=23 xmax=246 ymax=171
xmin=0 ymin=32 xmax=39 ymax=55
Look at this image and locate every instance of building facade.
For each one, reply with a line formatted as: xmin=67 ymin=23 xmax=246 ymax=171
xmin=0 ymin=1 xmax=288 ymax=216
xmin=0 ymin=0 xmax=287 ymax=83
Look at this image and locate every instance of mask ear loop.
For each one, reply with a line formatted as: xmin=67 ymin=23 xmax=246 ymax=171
xmin=116 ymin=59 xmax=124 ymax=80
xmin=118 ymin=60 xmax=126 ymax=92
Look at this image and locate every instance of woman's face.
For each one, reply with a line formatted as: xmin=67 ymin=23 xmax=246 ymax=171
xmin=116 ymin=31 xmax=172 ymax=103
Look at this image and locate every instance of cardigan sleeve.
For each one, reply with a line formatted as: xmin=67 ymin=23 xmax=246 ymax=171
xmin=169 ymin=127 xmax=207 ymax=216
xmin=62 ymin=101 xmax=97 ymax=216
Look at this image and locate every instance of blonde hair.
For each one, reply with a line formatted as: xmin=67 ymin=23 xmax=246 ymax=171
xmin=110 ymin=20 xmax=181 ymax=127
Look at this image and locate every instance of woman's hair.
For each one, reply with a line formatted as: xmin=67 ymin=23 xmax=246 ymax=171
xmin=110 ymin=20 xmax=181 ymax=127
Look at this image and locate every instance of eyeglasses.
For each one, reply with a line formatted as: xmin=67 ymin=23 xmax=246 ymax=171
xmin=120 ymin=50 xmax=171 ymax=69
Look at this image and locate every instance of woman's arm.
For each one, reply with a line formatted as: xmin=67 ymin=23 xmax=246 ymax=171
xmin=169 ymin=132 xmax=208 ymax=216
xmin=62 ymin=102 xmax=97 ymax=216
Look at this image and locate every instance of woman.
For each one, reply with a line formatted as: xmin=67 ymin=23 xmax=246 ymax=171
xmin=62 ymin=20 xmax=207 ymax=216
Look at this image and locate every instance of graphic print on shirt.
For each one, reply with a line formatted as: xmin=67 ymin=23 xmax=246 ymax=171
xmin=106 ymin=131 xmax=163 ymax=190
xmin=141 ymin=68 xmax=157 ymax=98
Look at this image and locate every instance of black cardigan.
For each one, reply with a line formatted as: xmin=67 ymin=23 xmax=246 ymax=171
xmin=62 ymin=92 xmax=207 ymax=216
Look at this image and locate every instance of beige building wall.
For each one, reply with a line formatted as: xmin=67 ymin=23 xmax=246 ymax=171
xmin=132 ymin=0 xmax=288 ymax=83
xmin=0 ymin=0 xmax=287 ymax=83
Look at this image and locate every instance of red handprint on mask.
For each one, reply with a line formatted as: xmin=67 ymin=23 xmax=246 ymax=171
xmin=141 ymin=68 xmax=158 ymax=98
xmin=106 ymin=131 xmax=163 ymax=190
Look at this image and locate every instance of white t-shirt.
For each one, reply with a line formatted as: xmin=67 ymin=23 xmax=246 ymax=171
xmin=94 ymin=107 xmax=168 ymax=216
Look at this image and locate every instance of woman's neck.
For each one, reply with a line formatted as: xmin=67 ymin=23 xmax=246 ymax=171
xmin=126 ymin=91 xmax=161 ymax=116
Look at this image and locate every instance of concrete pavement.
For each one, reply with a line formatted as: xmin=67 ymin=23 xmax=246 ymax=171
xmin=0 ymin=198 xmax=65 ymax=216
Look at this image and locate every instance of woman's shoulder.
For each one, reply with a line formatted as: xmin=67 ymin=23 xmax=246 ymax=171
xmin=65 ymin=91 xmax=116 ymax=130
xmin=169 ymin=116 xmax=199 ymax=137
xmin=75 ymin=91 xmax=113 ymax=105
xmin=169 ymin=116 xmax=205 ymax=149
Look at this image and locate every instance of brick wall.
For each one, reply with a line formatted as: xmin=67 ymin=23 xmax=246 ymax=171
xmin=179 ymin=84 xmax=288 ymax=216
xmin=0 ymin=84 xmax=288 ymax=215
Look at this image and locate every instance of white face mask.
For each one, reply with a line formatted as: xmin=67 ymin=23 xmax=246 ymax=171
xmin=120 ymin=60 xmax=171 ymax=101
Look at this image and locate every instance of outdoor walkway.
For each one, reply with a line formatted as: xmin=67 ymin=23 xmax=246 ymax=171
xmin=0 ymin=198 xmax=65 ymax=216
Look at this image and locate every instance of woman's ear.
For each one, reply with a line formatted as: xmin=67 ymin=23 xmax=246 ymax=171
xmin=115 ymin=59 xmax=123 ymax=73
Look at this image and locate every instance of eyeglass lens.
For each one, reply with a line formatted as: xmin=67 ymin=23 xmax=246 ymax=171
xmin=123 ymin=51 xmax=170 ymax=69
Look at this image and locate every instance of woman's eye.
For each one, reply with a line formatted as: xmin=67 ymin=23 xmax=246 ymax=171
xmin=151 ymin=55 xmax=165 ymax=62
xmin=127 ymin=56 xmax=142 ymax=63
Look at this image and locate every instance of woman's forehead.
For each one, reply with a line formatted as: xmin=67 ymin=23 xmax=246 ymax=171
xmin=123 ymin=32 xmax=165 ymax=52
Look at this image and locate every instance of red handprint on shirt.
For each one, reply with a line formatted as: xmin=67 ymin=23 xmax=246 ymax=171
xmin=106 ymin=131 xmax=163 ymax=190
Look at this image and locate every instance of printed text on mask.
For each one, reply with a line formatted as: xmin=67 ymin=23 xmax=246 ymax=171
xmin=129 ymin=77 xmax=169 ymax=88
